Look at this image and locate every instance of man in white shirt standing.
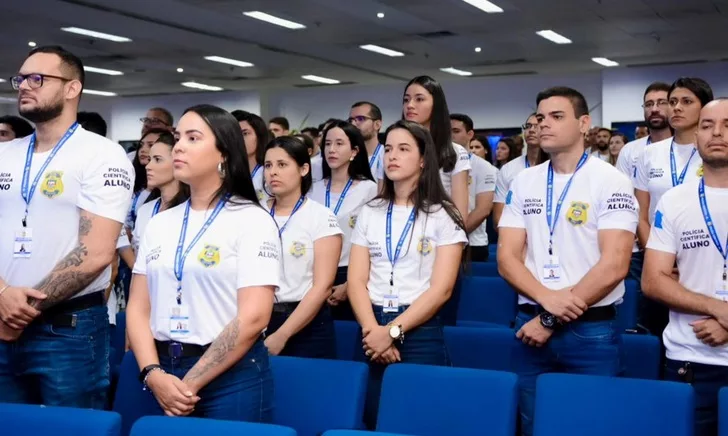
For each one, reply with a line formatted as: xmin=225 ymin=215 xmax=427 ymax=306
xmin=0 ymin=46 xmax=133 ymax=408
xmin=590 ymin=127 xmax=612 ymax=162
xmin=643 ymin=98 xmax=728 ymax=436
xmin=498 ymin=87 xmax=638 ymax=436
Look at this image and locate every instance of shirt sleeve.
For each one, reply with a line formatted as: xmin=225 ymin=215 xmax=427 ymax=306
xmin=645 ymin=197 xmax=677 ymax=254
xmin=480 ymin=163 xmax=497 ymax=193
xmin=315 ymin=207 xmax=344 ymax=240
xmin=451 ymin=144 xmax=472 ymax=175
xmin=494 ymin=166 xmax=511 ymax=203
xmin=132 ymin=223 xmax=151 ymax=275
xmin=498 ymin=175 xmax=526 ymax=229
xmin=597 ymin=172 xmax=639 ymax=232
xmin=116 ymin=227 xmax=130 ymax=250
xmin=435 ymin=210 xmax=469 ymax=246
xmin=79 ymin=147 xmax=135 ymax=223
xmin=351 ymin=205 xmax=371 ymax=246
xmin=615 ymin=144 xmax=633 ymax=178
xmin=236 ymin=210 xmax=282 ymax=289
xmin=634 ymin=147 xmax=650 ymax=191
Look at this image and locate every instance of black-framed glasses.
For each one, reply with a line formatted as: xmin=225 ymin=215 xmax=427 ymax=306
xmin=521 ymin=122 xmax=540 ymax=130
xmin=642 ymin=99 xmax=668 ymax=109
xmin=347 ymin=115 xmax=375 ymax=124
xmin=10 ymin=73 xmax=71 ymax=90
xmin=140 ymin=117 xmax=170 ymax=126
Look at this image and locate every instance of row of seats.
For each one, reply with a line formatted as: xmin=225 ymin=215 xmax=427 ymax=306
xmin=5 ymin=368 xmax=716 ymax=436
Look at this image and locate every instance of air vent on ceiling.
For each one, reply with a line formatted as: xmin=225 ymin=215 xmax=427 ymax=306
xmin=471 ymin=71 xmax=537 ymax=78
xmin=626 ymin=59 xmax=708 ymax=68
xmin=415 ymin=30 xmax=457 ymax=39
xmin=472 ymin=58 xmax=527 ymax=67
xmin=294 ymin=81 xmax=356 ymax=88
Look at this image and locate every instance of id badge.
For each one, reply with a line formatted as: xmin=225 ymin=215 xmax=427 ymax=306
xmin=715 ymin=290 xmax=728 ymax=302
xmin=14 ymin=228 xmax=32 ymax=258
xmin=169 ymin=305 xmax=191 ymax=339
xmin=383 ymin=293 xmax=399 ymax=313
xmin=542 ymin=255 xmax=561 ymax=283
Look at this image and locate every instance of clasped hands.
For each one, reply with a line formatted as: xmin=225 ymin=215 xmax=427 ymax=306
xmin=0 ymin=286 xmax=47 ymax=341
xmin=362 ymin=324 xmax=400 ymax=364
xmin=517 ymin=287 xmax=586 ymax=348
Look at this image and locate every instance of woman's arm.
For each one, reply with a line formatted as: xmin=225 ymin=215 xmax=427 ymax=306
xmin=347 ymin=244 xmax=377 ymax=331
xmin=451 ymin=171 xmax=469 ymax=223
xmin=126 ymin=274 xmax=158 ymax=369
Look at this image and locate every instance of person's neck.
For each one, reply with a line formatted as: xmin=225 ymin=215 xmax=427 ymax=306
xmin=273 ymin=190 xmax=303 ymax=214
xmin=550 ymin=145 xmax=587 ymax=174
xmin=526 ymin=145 xmax=541 ymax=166
xmin=393 ymin=176 xmax=417 ymax=206
xmin=33 ymin=112 xmax=77 ymax=153
xmin=597 ymin=148 xmax=609 ymax=156
xmin=159 ymin=182 xmax=179 ymax=210
xmin=330 ymin=166 xmax=350 ymax=188
xmin=365 ymin=136 xmax=380 ymax=156
xmin=189 ymin=176 xmax=222 ymax=210
xmin=703 ymin=165 xmax=728 ymax=189
xmin=649 ymin=127 xmax=671 ymax=143
xmin=675 ymin=127 xmax=697 ymax=145
xmin=248 ymin=155 xmax=259 ymax=174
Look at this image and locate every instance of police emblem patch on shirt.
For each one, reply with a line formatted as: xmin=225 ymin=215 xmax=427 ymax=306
xmin=41 ymin=171 xmax=64 ymax=199
xmin=198 ymin=244 xmax=220 ymax=267
xmin=566 ymin=201 xmax=589 ymax=226
xmin=696 ymin=165 xmax=704 ymax=177
xmin=417 ymin=236 xmax=433 ymax=256
xmin=348 ymin=215 xmax=357 ymax=229
xmin=289 ymin=241 xmax=306 ymax=258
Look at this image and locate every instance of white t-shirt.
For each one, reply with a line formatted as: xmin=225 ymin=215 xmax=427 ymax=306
xmin=251 ymin=166 xmax=270 ymax=204
xmin=126 ymin=189 xmax=151 ymax=229
xmin=495 ymin=156 xmax=529 ymax=204
xmin=369 ymin=144 xmax=385 ymax=181
xmin=268 ymin=199 xmax=343 ymax=302
xmin=590 ymin=150 xmax=611 ymax=162
xmin=109 ymin=227 xmax=132 ymax=325
xmin=0 ymin=126 xmax=134 ymax=299
xmin=468 ymin=155 xmax=497 ymax=247
xmin=635 ymin=137 xmax=703 ymax=223
xmin=646 ymin=181 xmax=728 ymax=366
xmin=499 ymin=157 xmax=639 ymax=307
xmin=133 ymin=199 xmax=281 ymax=345
xmin=309 ymin=179 xmax=379 ymax=266
xmin=615 ymin=136 xmax=649 ymax=179
xmin=132 ymin=198 xmax=160 ymax=253
xmin=351 ymin=201 xmax=468 ymax=306
xmin=310 ymin=155 xmax=323 ymax=184
xmin=439 ymin=143 xmax=471 ymax=195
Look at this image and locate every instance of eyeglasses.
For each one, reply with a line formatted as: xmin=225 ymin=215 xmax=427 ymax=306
xmin=521 ymin=122 xmax=540 ymax=130
xmin=10 ymin=73 xmax=72 ymax=90
xmin=347 ymin=115 xmax=375 ymax=124
xmin=140 ymin=117 xmax=170 ymax=126
xmin=642 ymin=99 xmax=668 ymax=109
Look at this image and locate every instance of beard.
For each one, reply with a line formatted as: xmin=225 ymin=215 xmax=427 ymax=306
xmin=19 ymin=99 xmax=63 ymax=124
xmin=702 ymin=154 xmax=728 ymax=168
xmin=647 ymin=115 xmax=669 ymax=130
xmin=597 ymin=142 xmax=609 ymax=151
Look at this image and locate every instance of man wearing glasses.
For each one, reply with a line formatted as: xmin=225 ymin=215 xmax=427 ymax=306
xmin=348 ymin=102 xmax=384 ymax=181
xmin=0 ymin=45 xmax=133 ymax=408
xmin=140 ymin=107 xmax=174 ymax=136
xmin=493 ymin=113 xmax=546 ymax=228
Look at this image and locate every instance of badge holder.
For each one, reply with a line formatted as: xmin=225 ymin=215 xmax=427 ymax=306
xmin=14 ymin=226 xmax=32 ymax=259
xmin=542 ymin=254 xmax=562 ymax=283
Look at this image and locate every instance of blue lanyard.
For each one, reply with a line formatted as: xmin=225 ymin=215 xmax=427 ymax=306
xmin=21 ymin=122 xmax=78 ymax=225
xmin=252 ymin=164 xmax=262 ymax=179
xmin=369 ymin=144 xmax=382 ymax=169
xmin=546 ymin=152 xmax=590 ymax=255
xmin=646 ymin=136 xmax=652 ymax=145
xmin=669 ymin=139 xmax=697 ymax=187
xmin=152 ymin=199 xmax=161 ymax=217
xmin=325 ymin=178 xmax=353 ymax=215
xmin=698 ymin=178 xmax=728 ymax=282
xmin=270 ymin=196 xmax=305 ymax=236
xmin=385 ymin=202 xmax=416 ymax=287
xmin=524 ymin=155 xmax=530 ymax=169
xmin=173 ymin=196 xmax=228 ymax=304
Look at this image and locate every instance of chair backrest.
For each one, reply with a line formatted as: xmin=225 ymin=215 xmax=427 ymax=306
xmin=0 ymin=403 xmax=121 ymax=436
xmin=615 ymin=279 xmax=640 ymax=331
xmin=534 ymin=373 xmax=694 ymax=436
xmin=322 ymin=431 xmax=408 ymax=436
xmin=270 ymin=356 xmax=368 ymax=436
xmin=112 ymin=351 xmax=162 ymax=436
xmin=621 ymin=334 xmax=660 ymax=379
xmin=377 ymin=364 xmax=518 ymax=436
xmin=719 ymin=387 xmax=728 ymax=436
xmin=444 ymin=326 xmax=514 ymax=371
xmin=334 ymin=320 xmax=360 ymax=361
xmin=131 ymin=416 xmax=296 ymax=435
xmin=456 ymin=276 xmax=517 ymax=327
xmin=469 ymin=261 xmax=499 ymax=277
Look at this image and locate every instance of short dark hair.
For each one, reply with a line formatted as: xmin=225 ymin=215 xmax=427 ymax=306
xmin=148 ymin=107 xmax=174 ymax=126
xmin=318 ymin=118 xmax=338 ymax=132
xmin=536 ymin=86 xmax=589 ymax=118
xmin=351 ymin=101 xmax=382 ymax=121
xmin=232 ymin=110 xmax=270 ymax=167
xmin=301 ymin=127 xmax=320 ymax=137
xmin=450 ymin=113 xmax=474 ymax=132
xmin=0 ymin=116 xmax=34 ymax=138
xmin=28 ymin=45 xmax=85 ymax=86
xmin=597 ymin=127 xmax=612 ymax=135
xmin=269 ymin=116 xmax=290 ymax=130
xmin=77 ymin=111 xmax=107 ymax=137
xmin=293 ymin=133 xmax=315 ymax=152
xmin=643 ymin=82 xmax=671 ymax=99
xmin=669 ymin=77 xmax=714 ymax=107
xmin=265 ymin=136 xmax=313 ymax=196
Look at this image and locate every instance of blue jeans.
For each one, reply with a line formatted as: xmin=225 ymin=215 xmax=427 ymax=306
xmin=153 ymin=340 xmax=273 ymax=422
xmin=359 ymin=305 xmax=450 ymax=429
xmin=664 ymin=359 xmax=728 ymax=436
xmin=512 ymin=311 xmax=621 ymax=436
xmin=267 ymin=304 xmax=336 ymax=359
xmin=0 ymin=304 xmax=109 ymax=408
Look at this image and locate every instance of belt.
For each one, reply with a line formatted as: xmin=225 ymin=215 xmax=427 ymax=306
xmin=39 ymin=291 xmax=105 ymax=328
xmin=155 ymin=340 xmax=210 ymax=358
xmin=518 ymin=304 xmax=616 ymax=322
xmin=273 ymin=302 xmax=300 ymax=313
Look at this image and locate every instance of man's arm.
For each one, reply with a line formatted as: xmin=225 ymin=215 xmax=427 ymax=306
xmin=32 ymin=209 xmax=121 ymax=310
xmin=635 ymin=189 xmax=651 ymax=249
xmin=466 ymin=192 xmax=494 ymax=233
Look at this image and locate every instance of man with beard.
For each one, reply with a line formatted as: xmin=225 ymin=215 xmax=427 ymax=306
xmin=348 ymin=102 xmax=384 ymax=182
xmin=590 ymin=127 xmax=612 ymax=161
xmin=642 ymin=98 xmax=728 ymax=436
xmin=0 ymin=46 xmax=133 ymax=407
xmin=586 ymin=126 xmax=600 ymax=152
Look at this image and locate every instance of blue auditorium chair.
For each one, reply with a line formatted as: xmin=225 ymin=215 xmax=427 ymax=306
xmin=113 ymin=351 xmax=161 ymax=436
xmin=0 ymin=403 xmax=121 ymax=436
xmin=377 ymin=364 xmax=517 ymax=436
xmin=719 ymin=387 xmax=728 ymax=436
xmin=270 ymin=356 xmax=368 ymax=435
xmin=130 ymin=416 xmax=296 ymax=436
xmin=334 ymin=320 xmax=360 ymax=361
xmin=621 ymin=334 xmax=660 ymax=379
xmin=323 ymin=431 xmax=409 ymax=436
xmin=534 ymin=374 xmax=694 ymax=436
xmin=456 ymin=276 xmax=517 ymax=327
xmin=444 ymin=326 xmax=514 ymax=371
xmin=469 ymin=261 xmax=499 ymax=277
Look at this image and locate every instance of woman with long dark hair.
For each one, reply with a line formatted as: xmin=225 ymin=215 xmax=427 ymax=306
xmin=127 ymin=105 xmax=281 ymax=422
xmin=232 ymin=110 xmax=270 ymax=203
xmin=309 ymin=120 xmax=378 ymax=319
xmin=402 ymin=75 xmax=470 ymax=221
xmin=127 ymin=129 xmax=168 ymax=230
xmin=263 ymin=136 xmax=343 ymax=358
xmin=495 ymin=137 xmax=519 ymax=168
xmin=469 ymin=134 xmax=494 ymax=164
xmin=349 ymin=120 xmax=468 ymax=427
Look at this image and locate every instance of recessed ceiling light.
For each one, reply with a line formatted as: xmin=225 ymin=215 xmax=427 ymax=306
xmin=301 ymin=75 xmax=340 ymax=85
xmin=84 ymin=66 xmax=124 ymax=76
xmin=536 ymin=30 xmax=572 ymax=44
xmin=440 ymin=67 xmax=473 ymax=77
xmin=462 ymin=0 xmax=503 ymax=13
xmin=359 ymin=44 xmax=404 ymax=57
xmin=182 ymin=81 xmax=224 ymax=91
xmin=83 ymin=89 xmax=117 ymax=97
xmin=61 ymin=27 xmax=131 ymax=42
xmin=204 ymin=56 xmax=254 ymax=68
xmin=377 ymin=12 xmax=385 ymax=18
xmin=176 ymin=68 xmax=184 ymax=73
xmin=28 ymin=41 xmax=37 ymax=47
xmin=475 ymin=47 xmax=482 ymax=53
xmin=243 ymin=11 xmax=306 ymax=29
xmin=0 ymin=79 xmax=6 ymax=83
xmin=592 ymin=57 xmax=619 ymax=67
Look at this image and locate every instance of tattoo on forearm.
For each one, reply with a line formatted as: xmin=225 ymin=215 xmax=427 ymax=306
xmin=184 ymin=321 xmax=241 ymax=384
xmin=78 ymin=216 xmax=92 ymax=237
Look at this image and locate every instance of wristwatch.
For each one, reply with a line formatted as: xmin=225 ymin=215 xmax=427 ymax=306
xmin=139 ymin=364 xmax=164 ymax=390
xmin=388 ymin=323 xmax=404 ymax=344
xmin=539 ymin=312 xmax=558 ymax=330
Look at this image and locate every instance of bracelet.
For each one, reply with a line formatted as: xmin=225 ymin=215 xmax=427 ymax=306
xmin=0 ymin=284 xmax=10 ymax=298
xmin=142 ymin=367 xmax=165 ymax=390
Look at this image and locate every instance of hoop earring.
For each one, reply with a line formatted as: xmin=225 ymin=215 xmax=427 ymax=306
xmin=217 ymin=162 xmax=226 ymax=178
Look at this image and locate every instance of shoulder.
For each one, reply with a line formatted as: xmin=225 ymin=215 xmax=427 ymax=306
xmin=0 ymin=136 xmax=31 ymax=160
xmin=587 ymin=157 xmax=631 ymax=183
xmin=642 ymin=136 xmax=673 ymax=158
xmin=356 ymin=179 xmax=378 ymax=193
xmin=452 ymin=142 xmax=470 ymax=158
xmin=137 ymin=199 xmax=158 ymax=216
xmin=661 ymin=181 xmax=695 ymax=206
xmin=500 ymin=157 xmax=524 ymax=177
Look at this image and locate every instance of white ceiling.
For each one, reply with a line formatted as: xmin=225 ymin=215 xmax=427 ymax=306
xmin=1 ymin=0 xmax=727 ymax=98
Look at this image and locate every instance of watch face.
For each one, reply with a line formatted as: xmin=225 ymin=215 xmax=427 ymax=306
xmin=389 ymin=325 xmax=401 ymax=339
xmin=540 ymin=313 xmax=555 ymax=328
